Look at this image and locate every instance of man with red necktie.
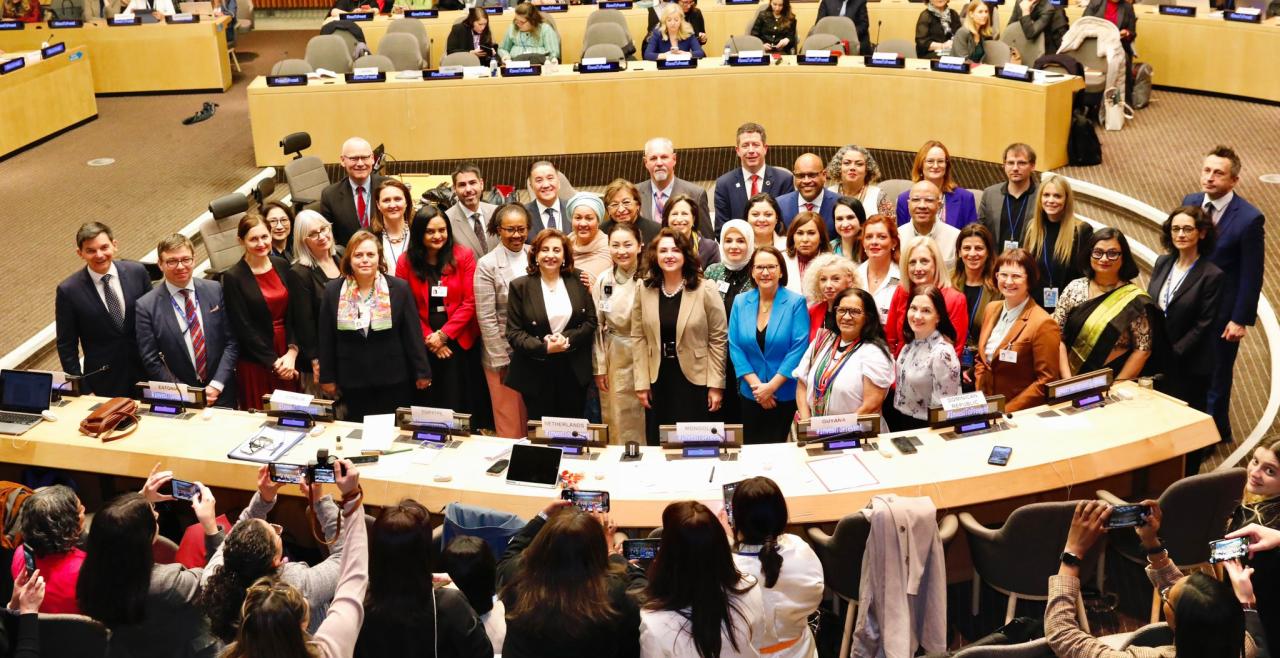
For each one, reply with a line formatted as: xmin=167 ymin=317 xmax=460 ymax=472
xmin=320 ymin=136 xmax=388 ymax=248
xmin=713 ymin=122 xmax=795 ymax=235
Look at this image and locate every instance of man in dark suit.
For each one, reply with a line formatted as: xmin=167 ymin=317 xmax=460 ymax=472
xmin=135 ymin=234 xmax=240 ymax=407
xmin=815 ymin=0 xmax=871 ymax=55
xmin=1181 ymin=146 xmax=1265 ymax=444
xmin=713 ymin=122 xmax=795 ymax=234
xmin=54 ymin=222 xmax=152 ymax=398
xmin=777 ymin=153 xmax=838 ymax=234
xmin=636 ymin=136 xmax=713 ymax=238
xmin=978 ymin=143 xmax=1038 ymax=252
xmin=524 ymin=160 xmax=571 ymax=241
xmin=446 ymin=164 xmax=498 ymax=258
xmin=319 ymin=136 xmax=387 ymax=248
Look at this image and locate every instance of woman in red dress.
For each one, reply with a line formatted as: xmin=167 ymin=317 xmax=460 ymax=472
xmin=224 ymin=214 xmax=301 ymax=410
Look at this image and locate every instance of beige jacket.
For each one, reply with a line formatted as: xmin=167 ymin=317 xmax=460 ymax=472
xmin=630 ymin=280 xmax=728 ymax=390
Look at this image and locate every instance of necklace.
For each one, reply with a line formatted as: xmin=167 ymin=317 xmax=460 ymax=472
xmin=661 ymin=280 xmax=685 ymax=298
xmin=542 ymin=276 xmax=560 ymax=293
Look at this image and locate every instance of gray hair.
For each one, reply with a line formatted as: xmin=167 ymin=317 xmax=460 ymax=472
xmin=20 ymin=485 xmax=82 ymax=557
xmin=825 ymin=145 xmax=882 ymax=186
xmin=292 ymin=209 xmax=336 ymax=268
xmin=644 ymin=136 xmax=674 ymax=157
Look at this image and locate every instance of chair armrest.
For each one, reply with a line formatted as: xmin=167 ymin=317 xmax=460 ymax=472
xmin=807 ymin=525 xmax=835 ymax=550
xmin=1096 ymin=489 xmax=1128 ymax=505
xmin=957 ymin=512 xmax=998 ymax=544
xmin=938 ymin=514 xmax=958 ymax=546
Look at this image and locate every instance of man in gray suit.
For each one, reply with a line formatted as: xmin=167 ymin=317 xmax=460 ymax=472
xmin=978 ymin=143 xmax=1038 ymax=253
xmin=636 ymin=137 xmax=713 ymax=239
xmin=446 ymin=164 xmax=498 ymax=258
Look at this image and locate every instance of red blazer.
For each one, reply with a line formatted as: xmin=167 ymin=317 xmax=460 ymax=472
xmin=395 ymin=245 xmax=480 ymax=351
xmin=808 ymin=302 xmax=828 ymax=341
xmin=884 ymin=285 xmax=969 ymax=358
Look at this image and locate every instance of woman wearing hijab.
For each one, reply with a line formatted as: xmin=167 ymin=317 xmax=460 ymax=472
xmin=704 ymin=220 xmax=756 ymax=423
xmin=566 ymin=193 xmax=612 ymax=280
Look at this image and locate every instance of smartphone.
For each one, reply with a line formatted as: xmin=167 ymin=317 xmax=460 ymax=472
xmin=22 ymin=545 xmax=35 ymax=575
xmin=623 ymin=538 xmax=660 ymax=563
xmin=170 ymin=478 xmax=198 ymax=501
xmin=269 ymin=462 xmax=307 ymax=484
xmin=1208 ymin=537 xmax=1250 ymax=564
xmin=722 ymin=481 xmax=740 ymax=528
xmin=311 ymin=465 xmax=337 ymax=484
xmin=987 ymin=445 xmax=1012 ymax=466
xmin=561 ymin=489 xmax=610 ymax=512
xmin=486 ymin=459 xmax=510 ymax=476
xmin=1105 ymin=504 xmax=1150 ymax=529
xmin=893 ymin=437 xmax=918 ymax=455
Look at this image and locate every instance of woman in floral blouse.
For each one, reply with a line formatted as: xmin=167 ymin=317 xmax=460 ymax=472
xmin=887 ymin=284 xmax=961 ymax=430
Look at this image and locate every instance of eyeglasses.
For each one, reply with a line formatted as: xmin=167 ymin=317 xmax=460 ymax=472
xmin=923 ymin=159 xmax=947 ymax=166
xmin=1169 ymin=226 xmax=1198 ymax=235
xmin=794 ymin=172 xmax=823 ymax=180
xmin=162 ymin=257 xmax=194 ymax=268
xmin=499 ymin=226 xmax=529 ymax=235
xmin=754 ymin=264 xmax=780 ymax=272
xmin=245 ymin=435 xmax=273 ymax=454
xmin=266 ymin=218 xmax=290 ymax=227
xmin=996 ymin=272 xmax=1026 ymax=281
xmin=1091 ymin=249 xmax=1123 ymax=262
xmin=834 ymin=307 xmax=864 ymax=318
xmin=306 ymin=226 xmax=332 ymax=240
xmin=607 ymin=200 xmax=637 ymax=210
xmin=342 ymin=154 xmax=374 ymax=163
xmin=908 ymin=197 xmax=939 ymax=204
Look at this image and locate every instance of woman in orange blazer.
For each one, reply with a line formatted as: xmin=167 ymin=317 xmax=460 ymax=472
xmin=974 ymin=248 xmax=1061 ymax=411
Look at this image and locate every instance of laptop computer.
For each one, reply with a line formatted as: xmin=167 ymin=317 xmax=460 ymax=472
xmin=0 ymin=370 xmax=53 ymax=436
xmin=505 ymin=443 xmax=563 ymax=489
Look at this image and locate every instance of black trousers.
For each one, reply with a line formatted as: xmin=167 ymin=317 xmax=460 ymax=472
xmin=645 ymin=358 xmax=709 ymax=446
xmin=740 ymin=398 xmax=797 ymax=444
xmin=521 ymin=359 xmax=588 ymax=424
xmin=341 ymin=381 xmax=412 ymax=422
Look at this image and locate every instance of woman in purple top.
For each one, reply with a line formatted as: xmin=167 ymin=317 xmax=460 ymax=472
xmin=894 ymin=140 xmax=978 ymax=230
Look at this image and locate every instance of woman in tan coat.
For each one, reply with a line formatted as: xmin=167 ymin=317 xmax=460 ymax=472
xmin=973 ymin=248 xmax=1061 ymax=410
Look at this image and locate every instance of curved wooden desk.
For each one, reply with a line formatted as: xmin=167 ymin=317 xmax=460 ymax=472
xmin=4 ymin=383 xmax=1213 ymax=526
xmin=247 ymin=57 xmax=1082 ymax=167
xmin=0 ymin=46 xmax=97 ymax=158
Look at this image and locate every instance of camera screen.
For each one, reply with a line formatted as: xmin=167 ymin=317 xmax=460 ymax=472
xmin=1209 ymin=537 xmax=1249 ymax=564
xmin=1106 ymin=504 xmax=1148 ymax=529
xmin=270 ymin=463 xmax=307 ymax=484
xmin=312 ymin=466 xmax=337 ymax=484
xmin=723 ymin=481 xmax=739 ymax=525
xmin=171 ymin=479 xmax=198 ymax=501
xmin=624 ymin=540 xmax=660 ymax=561
xmin=564 ymin=489 xmax=609 ymax=513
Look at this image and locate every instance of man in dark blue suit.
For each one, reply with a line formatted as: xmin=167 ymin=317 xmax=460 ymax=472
xmin=777 ymin=153 xmax=838 ymax=235
xmin=135 ymin=234 xmax=240 ymax=407
xmin=55 ymin=222 xmax=152 ymax=398
xmin=1181 ymin=146 xmax=1265 ymax=444
xmin=524 ymin=160 xmax=571 ymax=242
xmin=713 ymin=122 xmax=795 ymax=234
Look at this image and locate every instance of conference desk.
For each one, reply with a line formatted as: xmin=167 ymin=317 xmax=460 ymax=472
xmin=0 ymin=46 xmax=97 ymax=159
xmin=247 ymin=56 xmax=1082 ymax=168
xmin=3 ymin=383 xmax=1214 ymax=526
xmin=0 ymin=16 xmax=232 ymax=94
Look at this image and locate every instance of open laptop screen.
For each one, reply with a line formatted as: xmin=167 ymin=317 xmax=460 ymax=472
xmin=1 ymin=370 xmax=53 ymax=414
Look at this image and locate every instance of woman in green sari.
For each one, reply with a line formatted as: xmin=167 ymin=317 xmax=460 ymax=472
xmin=1052 ymin=227 xmax=1160 ymax=380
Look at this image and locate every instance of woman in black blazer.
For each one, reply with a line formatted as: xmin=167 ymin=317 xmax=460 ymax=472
xmin=318 ymin=230 xmax=432 ymax=421
xmin=224 ymin=215 xmax=301 ymax=410
xmin=287 ymin=210 xmax=344 ymax=394
xmin=446 ymin=8 xmax=497 ymax=66
xmin=505 ymin=228 xmax=598 ymax=421
xmin=1148 ymin=206 xmax=1223 ymax=443
xmin=915 ymin=0 xmax=961 ymax=58
xmin=750 ymin=0 xmax=798 ymax=54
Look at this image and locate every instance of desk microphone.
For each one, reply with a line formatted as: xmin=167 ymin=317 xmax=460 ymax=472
xmin=874 ymin=20 xmax=882 ymax=50
xmin=66 ymin=364 xmax=111 ymax=382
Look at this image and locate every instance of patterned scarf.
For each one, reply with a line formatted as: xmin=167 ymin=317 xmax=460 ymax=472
xmin=928 ymin=4 xmax=954 ymax=37
xmin=336 ymin=274 xmax=392 ymax=332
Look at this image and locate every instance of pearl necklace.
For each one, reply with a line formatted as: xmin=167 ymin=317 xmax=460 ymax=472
xmin=661 ymin=280 xmax=685 ymax=298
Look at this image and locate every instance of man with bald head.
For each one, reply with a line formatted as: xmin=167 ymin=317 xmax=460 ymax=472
xmin=897 ymin=180 xmax=960 ymax=273
xmin=636 ymin=137 xmax=713 ymax=238
xmin=778 ymin=153 xmax=837 ymax=234
xmin=320 ymin=136 xmax=388 ymax=247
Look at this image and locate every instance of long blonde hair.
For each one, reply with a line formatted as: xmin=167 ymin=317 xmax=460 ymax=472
xmin=656 ymin=2 xmax=694 ymax=40
xmin=961 ymin=0 xmax=993 ymax=39
xmin=1023 ymin=176 xmax=1082 ymax=265
xmin=898 ymin=236 xmax=950 ymax=291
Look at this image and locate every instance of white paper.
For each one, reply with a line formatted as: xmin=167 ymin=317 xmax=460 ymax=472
xmin=666 ymin=52 xmax=693 ymax=61
xmin=148 ymin=380 xmax=184 ymax=402
xmin=1002 ymin=63 xmax=1029 ymax=75
xmin=804 ymin=49 xmax=834 ymax=58
xmin=440 ymin=65 xmax=464 ymax=74
xmin=542 ymin=416 xmax=589 ymax=439
xmin=412 ymin=446 xmax=442 ymax=465
xmin=173 ymin=12 xmax=193 ymax=18
xmin=361 ymin=414 xmax=398 ymax=452
xmin=806 ymin=453 xmax=878 ymax=492
xmin=737 ymin=50 xmax=765 ymax=58
xmin=871 ymin=52 xmax=900 ymax=63
xmin=411 ymin=405 xmax=455 ymax=428
xmin=353 ymin=66 xmax=380 ymax=77
xmin=271 ymin=389 xmax=314 ymax=407
xmin=1235 ymin=6 xmax=1260 ymax=13
xmin=581 ymin=56 xmax=607 ymax=66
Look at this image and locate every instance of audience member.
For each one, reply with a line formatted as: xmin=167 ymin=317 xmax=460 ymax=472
xmin=795 ymin=288 xmax=893 ymax=419
xmin=858 ymin=214 xmax=903 ymax=323
xmin=223 ymin=215 xmax=301 ymax=410
xmin=888 ymin=285 xmax=961 ymax=430
xmin=10 ymin=485 xmax=84 ymax=614
xmin=525 ymin=160 xmax=570 ymax=238
xmin=885 ymin=236 xmax=968 ymax=357
xmin=355 ymin=500 xmax=492 ymax=658
xmin=645 ymin=2 xmax=707 ymax=61
xmin=783 ymin=212 xmax=832 ymax=297
xmin=396 ymin=204 xmax=482 ymax=413
xmin=816 ymin=0 xmax=871 ymax=55
xmin=567 ymin=192 xmax=612 ymax=278
xmin=827 ymin=145 xmax=889 ymax=221
xmin=499 ymin=3 xmax=560 ymax=63
xmin=898 ymin=181 xmax=961 ymax=273
xmin=3 ymin=566 xmax=43 ymax=658
xmin=830 ymin=195 xmax=868 ymax=262
xmin=370 ymin=179 xmax=412 ymax=272
xmin=895 ymin=141 xmax=977 ymax=230
xmin=136 ymin=234 xmax=240 ymax=407
xmin=602 ymin=178 xmax=662 ymax=246
xmin=647 ymin=0 xmax=707 ymax=45
xmin=317 ymin=230 xmax=431 ymax=420
xmin=751 ymin=0 xmax=797 ymax=54
xmin=727 ymin=477 xmax=824 ymax=658
xmin=641 ymin=501 xmax=765 ymax=658
xmin=714 ymin=123 xmax=795 ymax=233
xmin=746 ymin=192 xmax=788 ymax=251
xmin=802 ymin=253 xmax=862 ymax=339
xmin=973 ymin=248 xmax=1061 ymax=410
xmin=505 ymin=229 xmax=598 ymax=420
xmin=1182 ymin=146 xmax=1266 ymax=446
xmin=729 ymin=246 xmax=810 ymax=443
xmin=1007 ymin=0 xmax=1067 ymax=56
xmin=1052 ymin=227 xmax=1156 ymax=380
xmin=1083 ymin=0 xmax=1136 ymax=105
xmin=594 ymin=223 xmax=646 ymax=445
xmin=443 ymin=536 xmax=506 ymax=654
xmin=448 ymin=164 xmax=498 ymax=260
xmin=55 ymin=221 xmax=150 ymax=398
xmin=1228 ymin=439 xmax=1280 ymax=636
xmin=637 ymin=137 xmax=712 ymax=239
xmin=446 ymin=8 xmax=497 ymax=66
xmin=263 ymin=201 xmax=295 ymax=262
xmin=475 ymin=204 xmax=532 ymax=438
xmin=978 ymin=143 xmax=1038 ymax=251
xmin=952 ymin=223 xmax=998 ymax=384
xmin=288 ymin=211 xmax=344 ymax=394
xmin=915 ymin=0 xmax=962 ymax=58
xmin=779 ymin=153 xmax=837 ymax=234
xmin=1021 ymin=175 xmax=1092 ymax=310
xmin=662 ymin=195 xmax=721 ymax=269
xmin=705 ymin=220 xmax=757 ymax=424
xmin=497 ymin=501 xmax=644 ymax=658
xmin=952 ymin=0 xmax=994 ymax=62
xmin=321 ymin=137 xmax=387 ymax=247
xmin=632 ymin=229 xmax=728 ymax=444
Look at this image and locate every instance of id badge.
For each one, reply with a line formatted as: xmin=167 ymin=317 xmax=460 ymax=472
xmin=431 ymin=285 xmax=448 ymax=298
xmin=1043 ymin=287 xmax=1059 ymax=308
xmin=961 ymin=345 xmax=976 ymax=367
xmin=717 ymin=280 xmax=730 ymax=294
xmin=1004 ymin=240 xmax=1020 ymax=252
xmin=600 ymin=299 xmax=611 ymax=313
xmin=999 ymin=349 xmax=1018 ymax=364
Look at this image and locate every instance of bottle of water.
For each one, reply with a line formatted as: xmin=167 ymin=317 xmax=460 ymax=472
xmin=548 ymin=55 xmax=559 ymax=73
xmin=490 ymin=57 xmax=499 ymax=78
xmin=723 ymin=41 xmax=731 ymax=63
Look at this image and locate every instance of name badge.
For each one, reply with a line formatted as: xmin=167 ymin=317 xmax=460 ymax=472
xmin=600 ymin=299 xmax=611 ymax=313
xmin=1043 ymin=287 xmax=1059 ymax=308
xmin=431 ymin=285 xmax=448 ymax=298
xmin=1004 ymin=240 xmax=1019 ymax=251
xmin=717 ymin=280 xmax=730 ymax=294
xmin=999 ymin=349 xmax=1018 ymax=364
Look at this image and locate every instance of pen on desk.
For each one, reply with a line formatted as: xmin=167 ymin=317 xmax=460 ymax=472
xmin=709 ymin=466 xmax=715 ymax=483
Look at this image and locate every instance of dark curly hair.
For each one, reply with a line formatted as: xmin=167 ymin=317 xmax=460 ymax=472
xmin=642 ymin=228 xmax=703 ymax=291
xmin=200 ymin=519 xmax=279 ymax=643
xmin=20 ymin=485 xmax=82 ymax=558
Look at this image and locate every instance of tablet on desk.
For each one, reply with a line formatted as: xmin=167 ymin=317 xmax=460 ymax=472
xmin=506 ymin=443 xmax=563 ymax=488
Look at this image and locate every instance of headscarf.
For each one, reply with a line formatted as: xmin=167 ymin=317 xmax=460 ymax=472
xmin=565 ymin=192 xmax=606 ymax=232
xmin=718 ymin=219 xmax=755 ymax=272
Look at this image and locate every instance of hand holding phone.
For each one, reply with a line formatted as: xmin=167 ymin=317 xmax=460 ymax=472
xmin=170 ymin=478 xmax=199 ymax=501
xmin=722 ymin=481 xmax=740 ymax=528
xmin=1209 ymin=537 xmax=1250 ymax=564
xmin=561 ymin=488 xmax=610 ymax=513
xmin=623 ymin=538 xmax=660 ymax=565
xmin=1105 ymin=503 xmax=1150 ymax=529
xmin=269 ymin=462 xmax=308 ymax=484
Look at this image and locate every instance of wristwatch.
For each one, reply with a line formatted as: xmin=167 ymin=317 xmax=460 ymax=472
xmin=1060 ymin=551 xmax=1082 ymax=567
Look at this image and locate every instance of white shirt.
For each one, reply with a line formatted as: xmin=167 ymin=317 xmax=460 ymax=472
xmin=796 ymin=189 xmax=825 ymax=214
xmin=794 ymin=336 xmax=895 ymax=417
xmin=741 ymin=166 xmax=768 ymax=196
xmin=640 ymin=576 xmax=766 ymax=658
xmin=498 ymin=245 xmax=527 ymax=280
xmin=897 ymin=220 xmax=960 ymax=274
xmin=163 ymin=280 xmax=224 ymax=391
xmin=536 ymin=201 xmax=561 ymax=233
xmin=732 ymin=535 xmax=825 ymax=658
xmin=379 ymin=226 xmax=408 ymax=272
xmin=541 ymin=277 xmax=572 ymax=334
xmin=783 ymin=253 xmax=806 ymax=297
xmin=827 ymin=184 xmax=882 ymax=217
xmin=1202 ymin=190 xmax=1234 ymax=226
xmin=87 ymin=263 xmax=123 ymax=315
xmin=857 ymin=260 xmax=901 ymax=324
xmin=983 ymin=297 xmax=1028 ymax=363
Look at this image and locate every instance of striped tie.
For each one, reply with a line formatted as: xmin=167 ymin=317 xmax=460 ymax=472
xmin=180 ymin=289 xmax=208 ymax=382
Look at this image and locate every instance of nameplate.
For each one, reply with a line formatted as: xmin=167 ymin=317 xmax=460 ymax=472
xmin=983 ymin=0 xmax=1005 ymax=4
xmin=266 ymin=74 xmax=308 ymax=86
xmin=165 ymin=12 xmax=199 ymax=22
xmin=726 ymin=53 xmax=769 ymax=66
xmin=1223 ymin=9 xmax=1262 ymax=21
xmin=1158 ymin=4 xmax=1195 ymax=15
xmin=798 ymin=52 xmax=839 ymax=65
xmin=344 ymin=71 xmax=387 ymax=83
xmin=501 ymin=63 xmax=541 ymax=76
xmin=538 ymin=2 xmax=567 ymax=10
xmin=995 ymin=64 xmax=1033 ymax=81
xmin=109 ymin=15 xmax=142 ymax=25
xmin=342 ymin=10 xmax=372 ymax=20
xmin=725 ymin=0 xmax=759 ymax=4
xmin=599 ymin=1 xmax=633 ymax=8
xmin=41 ymin=42 xmax=66 ymax=58
xmin=1049 ymin=0 xmax=1065 ymax=6
xmin=656 ymin=56 xmax=697 ymax=69
xmin=543 ymin=416 xmax=590 ymax=440
xmin=411 ymin=405 xmax=456 ymax=428
xmin=403 ymin=8 xmax=437 ymax=17
xmin=0 ymin=58 xmax=25 ymax=74
xmin=810 ymin=413 xmax=870 ymax=436
xmin=865 ymin=52 xmax=904 ymax=68
xmin=576 ymin=60 xmax=622 ymax=73
xmin=483 ymin=6 xmax=504 ymax=13
xmin=930 ymin=58 xmax=970 ymax=74
xmin=0 ymin=20 xmax=22 ymax=30
xmin=675 ymin=421 xmax=725 ymax=443
xmin=423 ymin=68 xmax=464 ymax=79
xmin=49 ymin=18 xmax=83 ymax=27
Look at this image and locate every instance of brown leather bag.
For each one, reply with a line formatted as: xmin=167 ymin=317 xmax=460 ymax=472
xmin=79 ymin=397 xmax=140 ymax=442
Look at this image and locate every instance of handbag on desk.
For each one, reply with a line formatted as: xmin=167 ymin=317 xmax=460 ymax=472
xmin=79 ymin=397 xmax=140 ymax=442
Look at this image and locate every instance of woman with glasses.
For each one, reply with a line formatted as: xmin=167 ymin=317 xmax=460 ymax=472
xmin=1022 ymin=176 xmax=1093 ymax=311
xmin=499 ymin=2 xmax=560 ymax=64
xmin=475 ymin=204 xmax=532 ymax=438
xmin=893 ymin=141 xmax=977 ymax=229
xmin=973 ymin=249 xmax=1060 ymax=411
xmin=288 ymin=210 xmax=344 ymax=394
xmin=600 ymin=178 xmax=661 ymax=246
xmin=795 ymin=288 xmax=893 ymax=420
xmin=1052 ymin=227 xmax=1158 ymax=380
xmin=262 ymin=201 xmax=295 ymax=261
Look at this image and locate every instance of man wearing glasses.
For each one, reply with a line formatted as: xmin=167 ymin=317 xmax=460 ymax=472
xmin=778 ymin=153 xmax=837 ymax=234
xmin=135 ymin=234 xmax=240 ymax=407
xmin=319 ymin=136 xmax=387 ymax=248
xmin=636 ymin=137 xmax=712 ymax=238
xmin=898 ymin=180 xmax=960 ymax=274
xmin=446 ymin=164 xmax=498 ymax=259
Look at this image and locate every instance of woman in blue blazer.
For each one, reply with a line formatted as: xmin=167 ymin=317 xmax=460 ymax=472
xmin=729 ymin=245 xmax=811 ymax=444
xmin=644 ymin=2 xmax=706 ymax=61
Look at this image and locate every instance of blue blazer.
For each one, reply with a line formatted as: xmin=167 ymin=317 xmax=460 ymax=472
xmin=895 ymin=187 xmax=978 ymax=229
xmin=778 ymin=189 xmax=838 ymax=235
xmin=54 ymin=260 xmax=152 ymax=398
xmin=728 ymin=287 xmax=810 ymax=401
xmin=714 ymin=166 xmax=795 ymax=234
xmin=1182 ymin=191 xmax=1265 ymax=327
xmin=135 ymin=278 xmax=240 ymax=401
xmin=642 ymin=29 xmax=706 ymax=61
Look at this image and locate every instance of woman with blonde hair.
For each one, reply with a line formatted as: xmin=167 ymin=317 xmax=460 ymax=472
xmin=1022 ymin=175 xmax=1093 ymax=310
xmin=952 ymin=0 xmax=995 ymax=63
xmin=644 ymin=1 xmax=705 ymax=60
xmin=802 ymin=254 xmax=864 ymax=340
xmin=884 ymin=236 xmax=969 ymax=357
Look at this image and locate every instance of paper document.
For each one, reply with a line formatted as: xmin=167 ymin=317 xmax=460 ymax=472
xmin=361 ymin=414 xmax=398 ymax=453
xmin=806 ymin=453 xmax=879 ymax=492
